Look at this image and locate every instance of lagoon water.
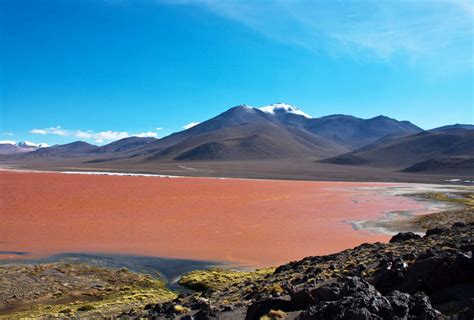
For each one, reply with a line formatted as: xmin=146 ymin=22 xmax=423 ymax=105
xmin=0 ymin=170 xmax=441 ymax=267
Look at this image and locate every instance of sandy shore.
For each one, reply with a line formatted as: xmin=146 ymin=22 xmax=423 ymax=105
xmin=0 ymin=170 xmax=463 ymax=267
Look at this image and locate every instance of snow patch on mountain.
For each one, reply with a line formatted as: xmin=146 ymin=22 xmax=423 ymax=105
xmin=17 ymin=141 xmax=50 ymax=148
xmin=0 ymin=140 xmax=16 ymax=145
xmin=0 ymin=140 xmax=49 ymax=148
xmin=258 ymin=103 xmax=312 ymax=118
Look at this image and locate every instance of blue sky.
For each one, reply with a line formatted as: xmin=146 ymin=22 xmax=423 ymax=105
xmin=1 ymin=0 xmax=473 ymax=146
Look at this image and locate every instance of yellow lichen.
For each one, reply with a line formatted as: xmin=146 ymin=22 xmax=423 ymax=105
xmin=178 ymin=267 xmax=275 ymax=291
xmin=1 ymin=279 xmax=176 ymax=319
xmin=173 ymin=304 xmax=190 ymax=314
xmin=261 ymin=309 xmax=287 ymax=319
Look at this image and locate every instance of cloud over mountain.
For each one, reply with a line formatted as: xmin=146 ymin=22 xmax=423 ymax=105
xmin=29 ymin=126 xmax=159 ymax=143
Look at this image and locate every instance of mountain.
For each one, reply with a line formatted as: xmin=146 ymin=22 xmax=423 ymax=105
xmin=430 ymin=124 xmax=474 ymax=132
xmin=1 ymin=104 xmax=425 ymax=165
xmin=258 ymin=103 xmax=312 ymax=118
xmin=133 ymin=105 xmax=347 ymax=162
xmin=8 ymin=137 xmax=158 ymax=159
xmin=19 ymin=141 xmax=99 ymax=158
xmin=0 ymin=143 xmax=28 ymax=155
xmin=402 ymin=157 xmax=474 ymax=174
xmin=1 ymin=104 xmax=472 ymax=180
xmin=93 ymin=137 xmax=157 ymax=154
xmin=257 ymin=104 xmax=422 ymax=149
xmin=0 ymin=141 xmax=49 ymax=155
xmin=302 ymin=114 xmax=422 ymax=149
xmin=89 ymin=104 xmax=422 ymax=163
xmin=321 ymin=127 xmax=474 ymax=170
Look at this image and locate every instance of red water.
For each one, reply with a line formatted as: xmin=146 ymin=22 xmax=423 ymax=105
xmin=0 ymin=171 xmax=429 ymax=266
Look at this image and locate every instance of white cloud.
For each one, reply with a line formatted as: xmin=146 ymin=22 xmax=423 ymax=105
xmin=29 ymin=129 xmax=47 ymax=134
xmin=29 ymin=126 xmax=159 ymax=144
xmin=0 ymin=140 xmax=16 ymax=145
xmin=30 ymin=126 xmax=68 ymax=136
xmin=135 ymin=131 xmax=159 ymax=138
xmin=182 ymin=122 xmax=200 ymax=129
xmin=168 ymin=0 xmax=473 ymax=72
xmin=156 ymin=127 xmax=163 ymax=131
xmin=74 ymin=130 xmax=129 ymax=143
xmin=1 ymin=132 xmax=13 ymax=136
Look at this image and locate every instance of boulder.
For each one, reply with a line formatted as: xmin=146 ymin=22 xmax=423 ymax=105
xmin=291 ymin=289 xmax=316 ymax=310
xmin=408 ymin=292 xmax=443 ymax=320
xmin=371 ymin=258 xmax=409 ymax=294
xmin=297 ymin=277 xmax=442 ymax=320
xmin=390 ymin=232 xmax=421 ymax=243
xmin=425 ymin=228 xmax=448 ymax=237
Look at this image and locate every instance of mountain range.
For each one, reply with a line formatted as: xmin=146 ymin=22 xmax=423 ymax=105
xmin=1 ymin=103 xmax=472 ymax=181
xmin=0 ymin=141 xmax=49 ymax=155
xmin=321 ymin=127 xmax=474 ymax=171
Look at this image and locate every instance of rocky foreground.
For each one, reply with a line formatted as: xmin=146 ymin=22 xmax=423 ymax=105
xmin=0 ymin=224 xmax=472 ymax=319
xmin=124 ymin=222 xmax=474 ymax=320
xmin=0 ymin=192 xmax=473 ymax=319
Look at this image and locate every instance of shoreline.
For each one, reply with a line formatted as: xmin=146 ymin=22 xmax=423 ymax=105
xmin=1 ymin=171 xmax=472 ymax=318
xmin=1 ymin=182 xmax=470 ymax=267
xmin=0 ymin=252 xmax=221 ymax=288
xmin=343 ymin=185 xmax=472 ymax=234
xmin=1 ymin=164 xmax=473 ymax=186
xmin=1 ymin=169 xmax=472 ymax=266
xmin=2 ymin=222 xmax=472 ymax=318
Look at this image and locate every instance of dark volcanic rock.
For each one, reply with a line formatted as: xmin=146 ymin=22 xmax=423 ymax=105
xmin=390 ymin=232 xmax=422 ymax=243
xmin=409 ymin=292 xmax=443 ymax=320
xmin=372 ymin=257 xmax=409 ymax=294
xmin=290 ymin=289 xmax=316 ymax=310
xmin=372 ymin=249 xmax=474 ymax=298
xmin=452 ymin=299 xmax=474 ymax=320
xmin=425 ymin=227 xmax=449 ymax=237
xmin=386 ymin=290 xmax=410 ymax=317
xmin=298 ymin=277 xmax=442 ymax=320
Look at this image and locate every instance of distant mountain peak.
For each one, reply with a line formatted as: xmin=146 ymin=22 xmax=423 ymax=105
xmin=258 ymin=103 xmax=312 ymax=118
xmin=17 ymin=141 xmax=49 ymax=148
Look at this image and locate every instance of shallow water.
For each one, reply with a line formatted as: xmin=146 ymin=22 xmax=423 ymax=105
xmin=0 ymin=170 xmax=448 ymax=267
xmin=0 ymin=252 xmax=216 ymax=288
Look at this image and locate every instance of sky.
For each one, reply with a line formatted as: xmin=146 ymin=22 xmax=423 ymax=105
xmin=1 ymin=0 xmax=473 ymax=146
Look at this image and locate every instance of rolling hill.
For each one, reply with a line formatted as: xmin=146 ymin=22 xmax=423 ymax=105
xmin=17 ymin=141 xmax=99 ymax=158
xmin=321 ymin=127 xmax=474 ymax=171
xmin=0 ymin=141 xmax=49 ymax=155
xmin=12 ymin=137 xmax=158 ymax=159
